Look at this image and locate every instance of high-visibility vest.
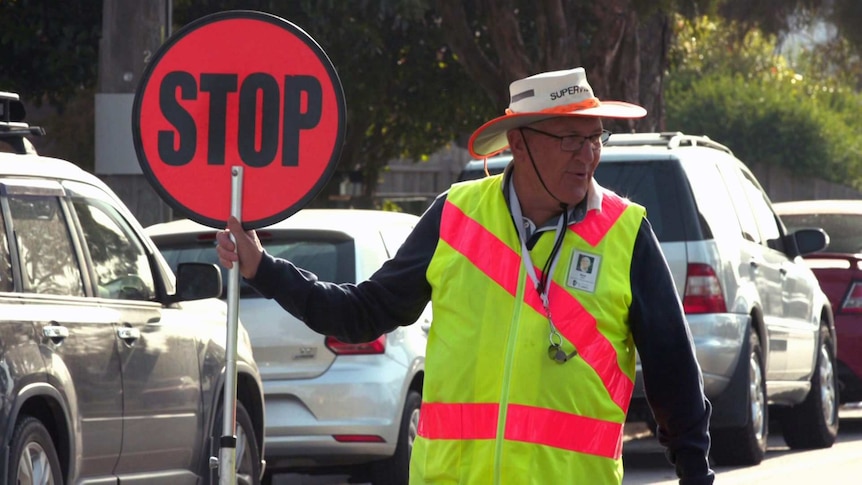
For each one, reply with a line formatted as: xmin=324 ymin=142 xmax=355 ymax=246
xmin=412 ymin=174 xmax=645 ymax=484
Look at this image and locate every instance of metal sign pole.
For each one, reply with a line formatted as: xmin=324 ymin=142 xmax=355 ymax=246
xmin=219 ymin=165 xmax=243 ymax=485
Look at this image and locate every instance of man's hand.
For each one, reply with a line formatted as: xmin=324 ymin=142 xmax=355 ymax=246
xmin=216 ymin=216 xmax=264 ymax=280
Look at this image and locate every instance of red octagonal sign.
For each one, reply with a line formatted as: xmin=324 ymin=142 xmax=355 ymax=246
xmin=133 ymin=10 xmax=345 ymax=229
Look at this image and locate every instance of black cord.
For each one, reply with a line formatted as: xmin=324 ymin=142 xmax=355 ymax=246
xmin=519 ymin=129 xmax=570 ymax=294
xmin=537 ymin=203 xmax=568 ymax=295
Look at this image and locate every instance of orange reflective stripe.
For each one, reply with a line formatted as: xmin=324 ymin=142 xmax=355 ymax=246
xmin=571 ymin=192 xmax=626 ymax=246
xmin=418 ymin=402 xmax=624 ymax=459
xmin=513 ymin=250 xmax=633 ymax=411
xmin=505 ymin=97 xmax=600 ymax=115
xmin=535 ymin=283 xmax=634 ymax=413
xmin=440 ymin=198 xmax=633 ymax=413
xmin=505 ymin=404 xmax=624 ymax=459
xmin=417 ymin=402 xmax=499 ymax=439
xmin=440 ymin=201 xmax=521 ymax=296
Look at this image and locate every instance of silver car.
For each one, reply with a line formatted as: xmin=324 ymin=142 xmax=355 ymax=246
xmin=0 ymin=92 xmax=265 ymax=485
xmin=146 ymin=209 xmax=429 ymax=484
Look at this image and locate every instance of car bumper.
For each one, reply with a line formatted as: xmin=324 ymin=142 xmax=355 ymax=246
xmin=262 ymin=354 xmax=411 ymax=470
xmin=634 ymin=312 xmax=748 ymax=399
xmin=835 ymin=312 xmax=862 ymax=402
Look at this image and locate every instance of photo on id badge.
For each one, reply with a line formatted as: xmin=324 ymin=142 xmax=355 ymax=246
xmin=567 ymin=250 xmax=600 ymax=292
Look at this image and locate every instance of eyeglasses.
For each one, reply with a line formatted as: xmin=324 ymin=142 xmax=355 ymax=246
xmin=521 ymin=126 xmax=612 ymax=152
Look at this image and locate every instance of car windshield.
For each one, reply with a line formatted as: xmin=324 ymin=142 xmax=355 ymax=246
xmin=158 ymin=238 xmax=354 ymax=298
xmin=780 ymin=213 xmax=862 ymax=254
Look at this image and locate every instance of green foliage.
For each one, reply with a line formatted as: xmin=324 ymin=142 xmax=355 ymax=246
xmin=666 ymin=15 xmax=862 ymax=189
xmin=0 ymin=0 xmax=102 ymax=108
xmin=380 ymin=199 xmax=404 ymax=212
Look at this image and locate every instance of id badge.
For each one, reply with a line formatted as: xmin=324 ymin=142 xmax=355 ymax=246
xmin=567 ymin=250 xmax=601 ymax=292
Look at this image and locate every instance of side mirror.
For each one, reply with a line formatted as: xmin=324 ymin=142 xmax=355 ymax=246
xmin=173 ymin=262 xmax=222 ymax=302
xmin=791 ymin=228 xmax=829 ymax=256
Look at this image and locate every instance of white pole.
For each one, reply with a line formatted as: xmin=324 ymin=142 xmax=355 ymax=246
xmin=219 ymin=165 xmax=243 ymax=485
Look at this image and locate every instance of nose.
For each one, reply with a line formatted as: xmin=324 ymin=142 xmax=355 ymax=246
xmin=569 ymin=140 xmax=598 ymax=164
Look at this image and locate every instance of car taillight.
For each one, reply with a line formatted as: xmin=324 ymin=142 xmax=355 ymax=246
xmin=841 ymin=282 xmax=862 ymax=313
xmin=682 ymin=263 xmax=727 ymax=314
xmin=332 ymin=434 xmax=385 ymax=443
xmin=325 ymin=335 xmax=386 ymax=355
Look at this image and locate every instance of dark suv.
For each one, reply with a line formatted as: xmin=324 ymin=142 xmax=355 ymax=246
xmin=459 ymin=132 xmax=837 ymax=466
xmin=0 ymin=91 xmax=265 ymax=484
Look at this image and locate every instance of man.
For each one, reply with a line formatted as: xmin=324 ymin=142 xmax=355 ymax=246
xmin=217 ymin=67 xmax=713 ymax=484
xmin=578 ymin=254 xmax=593 ymax=273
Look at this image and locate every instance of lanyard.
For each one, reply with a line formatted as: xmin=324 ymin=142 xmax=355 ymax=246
xmin=507 ymin=182 xmax=572 ymax=359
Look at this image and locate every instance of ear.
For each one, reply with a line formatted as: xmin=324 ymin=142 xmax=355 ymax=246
xmin=507 ymin=128 xmax=525 ymax=154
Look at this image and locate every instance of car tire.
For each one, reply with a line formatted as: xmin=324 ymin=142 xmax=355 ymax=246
xmin=8 ymin=416 xmax=62 ymax=485
xmin=710 ymin=330 xmax=768 ymax=466
xmin=208 ymin=401 xmax=262 ymax=485
xmin=368 ymin=389 xmax=421 ymax=485
xmin=775 ymin=323 xmax=839 ymax=449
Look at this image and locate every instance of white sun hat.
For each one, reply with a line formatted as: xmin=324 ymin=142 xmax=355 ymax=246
xmin=468 ymin=67 xmax=647 ymax=158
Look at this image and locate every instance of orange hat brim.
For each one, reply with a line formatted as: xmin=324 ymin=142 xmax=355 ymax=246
xmin=468 ymin=101 xmax=646 ymax=158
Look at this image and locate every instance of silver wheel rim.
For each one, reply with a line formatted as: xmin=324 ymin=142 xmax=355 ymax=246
xmin=235 ymin=423 xmax=253 ymax=485
xmin=17 ymin=441 xmax=54 ymax=485
xmin=750 ymin=353 xmax=766 ymax=442
xmin=407 ymin=406 xmax=420 ymax=462
xmin=819 ymin=344 xmax=836 ymax=426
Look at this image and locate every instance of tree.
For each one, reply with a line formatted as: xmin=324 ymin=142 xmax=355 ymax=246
xmin=0 ymin=0 xmax=102 ymax=108
xmin=665 ymin=15 xmax=862 ymax=189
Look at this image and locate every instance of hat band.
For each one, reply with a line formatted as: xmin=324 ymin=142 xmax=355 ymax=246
xmin=505 ymin=97 xmax=600 ymax=115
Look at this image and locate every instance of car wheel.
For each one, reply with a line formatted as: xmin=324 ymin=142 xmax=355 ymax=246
xmin=209 ymin=401 xmax=262 ymax=485
xmin=710 ymin=330 xmax=768 ymax=466
xmin=8 ymin=416 xmax=62 ymax=485
xmin=776 ymin=323 xmax=839 ymax=449
xmin=369 ymin=390 xmax=421 ymax=485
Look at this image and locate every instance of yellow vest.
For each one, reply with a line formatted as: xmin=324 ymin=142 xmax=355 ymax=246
xmin=412 ymin=174 xmax=645 ymax=484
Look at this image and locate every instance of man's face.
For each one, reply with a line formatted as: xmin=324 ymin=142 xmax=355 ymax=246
xmin=510 ymin=116 xmax=604 ymax=207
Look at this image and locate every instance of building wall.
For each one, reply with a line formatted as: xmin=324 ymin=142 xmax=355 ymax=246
xmin=374 ymin=144 xmax=473 ymax=215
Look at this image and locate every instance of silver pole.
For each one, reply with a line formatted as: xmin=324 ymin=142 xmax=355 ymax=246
xmin=219 ymin=165 xmax=243 ymax=485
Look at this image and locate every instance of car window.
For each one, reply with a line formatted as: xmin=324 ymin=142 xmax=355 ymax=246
xmin=72 ymin=198 xmax=156 ymax=301
xmin=0 ymin=210 xmax=11 ymax=292
xmin=781 ymin=213 xmax=862 ymax=254
xmin=158 ymin=236 xmax=354 ymax=298
xmin=716 ymin=162 xmax=762 ymax=244
xmin=8 ymin=194 xmax=84 ymax=296
xmin=271 ymin=242 xmax=340 ymax=281
xmin=683 ymin=160 xmax=743 ymax=242
xmin=594 ymin=161 xmax=696 ymax=242
xmin=737 ymin=168 xmax=785 ymax=252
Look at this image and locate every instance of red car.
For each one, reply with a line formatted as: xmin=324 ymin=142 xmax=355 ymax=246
xmin=775 ymin=200 xmax=862 ymax=403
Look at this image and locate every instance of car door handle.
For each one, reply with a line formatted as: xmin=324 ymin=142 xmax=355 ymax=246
xmin=117 ymin=326 xmax=141 ymax=344
xmin=43 ymin=324 xmax=69 ymax=344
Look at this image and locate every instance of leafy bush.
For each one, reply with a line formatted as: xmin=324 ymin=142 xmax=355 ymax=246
xmin=666 ymin=15 xmax=862 ymax=189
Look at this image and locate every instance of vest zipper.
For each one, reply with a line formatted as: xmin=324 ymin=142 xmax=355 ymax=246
xmin=494 ymin=267 xmax=528 ymax=485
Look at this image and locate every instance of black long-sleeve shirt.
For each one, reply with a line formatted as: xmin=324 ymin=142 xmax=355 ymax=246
xmin=248 ymin=189 xmax=713 ymax=484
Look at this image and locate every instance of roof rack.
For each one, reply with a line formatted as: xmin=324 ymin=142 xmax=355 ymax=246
xmin=1 ymin=91 xmax=45 ymax=155
xmin=605 ymin=131 xmax=732 ymax=154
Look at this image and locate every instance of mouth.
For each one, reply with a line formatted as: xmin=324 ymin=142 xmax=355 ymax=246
xmin=566 ymin=170 xmax=589 ymax=180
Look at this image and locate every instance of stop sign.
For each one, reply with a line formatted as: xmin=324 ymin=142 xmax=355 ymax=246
xmin=132 ymin=10 xmax=345 ymax=229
